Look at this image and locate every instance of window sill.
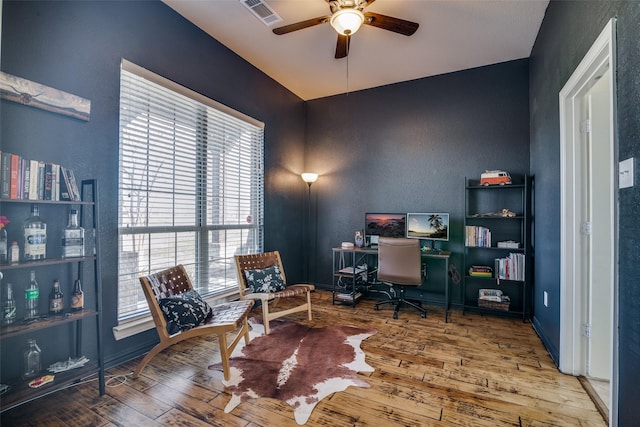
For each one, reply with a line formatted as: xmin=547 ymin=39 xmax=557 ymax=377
xmin=112 ymin=289 xmax=241 ymax=341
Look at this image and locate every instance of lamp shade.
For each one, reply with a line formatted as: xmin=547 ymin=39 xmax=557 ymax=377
xmin=330 ymin=8 xmax=365 ymax=36
xmin=301 ymin=173 xmax=318 ymax=184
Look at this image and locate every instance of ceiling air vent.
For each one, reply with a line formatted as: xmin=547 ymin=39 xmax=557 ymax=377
xmin=240 ymin=0 xmax=283 ymax=26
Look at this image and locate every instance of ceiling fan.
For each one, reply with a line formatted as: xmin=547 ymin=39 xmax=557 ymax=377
xmin=272 ymin=0 xmax=419 ymax=59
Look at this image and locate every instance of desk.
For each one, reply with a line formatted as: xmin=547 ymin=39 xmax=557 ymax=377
xmin=331 ymin=246 xmax=452 ymax=322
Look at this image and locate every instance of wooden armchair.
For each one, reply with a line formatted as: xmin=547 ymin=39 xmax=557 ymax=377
xmin=134 ymin=264 xmax=253 ymax=380
xmin=234 ymin=251 xmax=314 ymax=335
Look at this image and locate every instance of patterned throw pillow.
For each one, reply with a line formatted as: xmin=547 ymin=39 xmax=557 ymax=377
xmin=158 ymin=290 xmax=213 ymax=335
xmin=243 ymin=265 xmax=287 ymax=293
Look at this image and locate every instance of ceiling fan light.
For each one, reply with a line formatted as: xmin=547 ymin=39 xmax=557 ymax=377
xmin=330 ymin=9 xmax=365 ymax=36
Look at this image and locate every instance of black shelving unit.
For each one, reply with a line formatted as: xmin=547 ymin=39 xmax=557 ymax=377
xmin=331 ymin=247 xmax=371 ymax=306
xmin=463 ymin=175 xmax=533 ymax=321
xmin=0 ymin=179 xmax=104 ymax=412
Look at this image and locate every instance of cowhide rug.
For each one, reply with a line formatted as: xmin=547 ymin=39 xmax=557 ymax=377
xmin=209 ymin=318 xmax=377 ymax=425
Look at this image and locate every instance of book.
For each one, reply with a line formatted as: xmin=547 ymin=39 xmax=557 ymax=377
xmin=36 ymin=161 xmax=45 ymax=200
xmin=494 ymin=253 xmax=525 ymax=281
xmin=0 ymin=152 xmax=11 ymax=198
xmin=44 ymin=162 xmax=53 ymax=200
xmin=59 ymin=166 xmax=73 ymax=201
xmin=52 ymin=163 xmax=60 ymax=201
xmin=465 ymin=225 xmax=491 ymax=247
xmin=9 ymin=153 xmax=20 ymax=199
xmin=22 ymin=158 xmax=30 ymax=200
xmin=29 ymin=160 xmax=39 ymax=200
xmin=469 ymin=265 xmax=493 ymax=277
xmin=66 ymin=168 xmax=80 ymax=201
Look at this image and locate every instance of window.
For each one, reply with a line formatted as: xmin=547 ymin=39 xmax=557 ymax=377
xmin=117 ymin=60 xmax=264 ymax=322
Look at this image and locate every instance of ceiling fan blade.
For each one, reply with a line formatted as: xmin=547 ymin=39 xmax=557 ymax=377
xmin=364 ymin=12 xmax=419 ymax=36
xmin=359 ymin=0 xmax=376 ymax=9
xmin=272 ymin=16 xmax=330 ymax=35
xmin=335 ymin=34 xmax=351 ymax=59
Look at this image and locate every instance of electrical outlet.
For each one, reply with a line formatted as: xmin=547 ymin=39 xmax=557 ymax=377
xmin=543 ymin=291 xmax=548 ymax=307
xmin=619 ymin=157 xmax=635 ymax=189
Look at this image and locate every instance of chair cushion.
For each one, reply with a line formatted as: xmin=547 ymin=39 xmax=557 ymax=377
xmin=243 ymin=264 xmax=286 ymax=293
xmin=159 ymin=290 xmax=213 ymax=335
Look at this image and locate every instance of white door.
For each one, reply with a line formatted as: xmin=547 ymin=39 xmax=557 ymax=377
xmin=559 ymin=18 xmax=618 ymax=425
xmin=585 ymin=68 xmax=613 ymax=380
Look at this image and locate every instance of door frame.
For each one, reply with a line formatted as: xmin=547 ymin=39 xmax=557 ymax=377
xmin=559 ymin=18 xmax=617 ymax=424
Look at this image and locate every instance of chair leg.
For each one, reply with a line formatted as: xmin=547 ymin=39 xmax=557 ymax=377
xmin=375 ymin=286 xmax=427 ymax=319
xmin=262 ymin=300 xmax=271 ymax=335
xmin=133 ymin=341 xmax=169 ymax=377
xmin=374 ymin=299 xmax=400 ymax=310
xmin=242 ymin=316 xmax=251 ymax=345
xmin=218 ymin=332 xmax=231 ymax=381
xmin=306 ymin=290 xmax=313 ymax=321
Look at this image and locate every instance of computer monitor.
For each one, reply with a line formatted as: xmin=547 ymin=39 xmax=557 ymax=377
xmin=364 ymin=213 xmax=406 ymax=246
xmin=406 ymin=213 xmax=450 ymax=245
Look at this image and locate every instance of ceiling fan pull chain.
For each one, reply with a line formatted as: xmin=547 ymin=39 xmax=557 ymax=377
xmin=346 ymin=38 xmax=350 ymax=95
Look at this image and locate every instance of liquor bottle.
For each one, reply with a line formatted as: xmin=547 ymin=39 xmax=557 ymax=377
xmin=23 ymin=204 xmax=47 ymax=261
xmin=61 ymin=209 xmax=84 ymax=259
xmin=70 ymin=279 xmax=84 ymax=311
xmin=25 ymin=270 xmax=39 ymax=320
xmin=2 ymin=282 xmax=17 ymax=325
xmin=49 ymin=279 xmax=64 ymax=315
xmin=23 ymin=339 xmax=42 ymax=378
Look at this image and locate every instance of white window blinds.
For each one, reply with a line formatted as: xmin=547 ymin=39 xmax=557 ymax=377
xmin=118 ymin=60 xmax=264 ymax=321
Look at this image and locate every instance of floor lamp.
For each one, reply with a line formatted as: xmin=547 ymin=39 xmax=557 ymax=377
xmin=301 ymin=173 xmax=318 ymax=283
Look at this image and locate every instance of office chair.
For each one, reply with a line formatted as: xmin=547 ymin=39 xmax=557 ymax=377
xmin=374 ymin=237 xmax=427 ymax=319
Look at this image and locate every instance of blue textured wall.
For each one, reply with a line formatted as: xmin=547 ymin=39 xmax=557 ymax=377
xmin=305 ymin=60 xmax=531 ymax=304
xmin=530 ymin=1 xmax=640 ymax=423
xmin=0 ymin=0 xmax=306 ymax=369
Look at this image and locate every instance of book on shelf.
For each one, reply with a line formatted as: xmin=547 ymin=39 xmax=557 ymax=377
xmin=37 ymin=161 xmax=45 ymax=200
xmin=0 ymin=151 xmax=80 ymax=201
xmin=469 ymin=265 xmax=493 ymax=277
xmin=9 ymin=153 xmax=19 ymax=199
xmin=21 ymin=158 xmax=31 ymax=200
xmin=0 ymin=152 xmax=11 ymax=198
xmin=44 ymin=162 xmax=53 ymax=200
xmin=465 ymin=225 xmax=491 ymax=247
xmin=65 ymin=167 xmax=81 ymax=201
xmin=29 ymin=159 xmax=39 ymax=200
xmin=494 ymin=253 xmax=525 ymax=281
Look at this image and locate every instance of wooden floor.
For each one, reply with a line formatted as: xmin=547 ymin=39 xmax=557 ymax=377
xmin=1 ymin=291 xmax=606 ymax=426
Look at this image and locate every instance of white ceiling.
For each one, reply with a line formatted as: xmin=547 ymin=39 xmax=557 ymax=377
xmin=163 ymin=0 xmax=549 ymax=101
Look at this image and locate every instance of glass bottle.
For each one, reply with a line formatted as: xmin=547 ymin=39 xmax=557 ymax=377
xmin=61 ymin=209 xmax=84 ymax=259
xmin=0 ymin=226 xmax=7 ymax=263
xmin=23 ymin=339 xmax=41 ymax=378
xmin=49 ymin=279 xmax=64 ymax=316
xmin=10 ymin=241 xmax=20 ymax=264
xmin=23 ymin=204 xmax=47 ymax=261
xmin=2 ymin=282 xmax=17 ymax=325
xmin=25 ymin=270 xmax=40 ymax=320
xmin=70 ymin=279 xmax=84 ymax=311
